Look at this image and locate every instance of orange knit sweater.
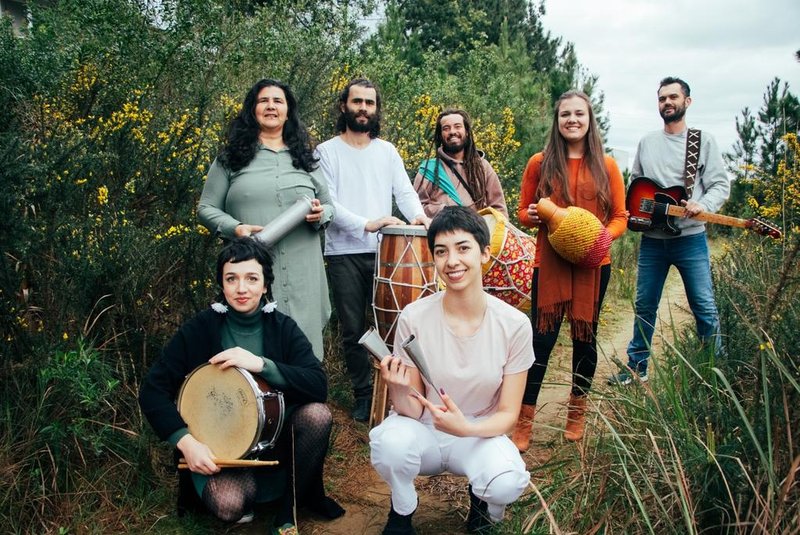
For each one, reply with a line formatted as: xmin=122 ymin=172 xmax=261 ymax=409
xmin=517 ymin=153 xmax=627 ymax=267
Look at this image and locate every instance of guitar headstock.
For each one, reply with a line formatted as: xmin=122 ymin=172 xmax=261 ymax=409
xmin=747 ymin=217 xmax=782 ymax=239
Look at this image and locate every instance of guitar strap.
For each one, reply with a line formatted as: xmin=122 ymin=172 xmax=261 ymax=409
xmin=683 ymin=128 xmax=701 ymax=197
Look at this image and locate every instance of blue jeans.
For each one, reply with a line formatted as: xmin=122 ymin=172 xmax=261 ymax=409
xmin=627 ymin=232 xmax=721 ymax=373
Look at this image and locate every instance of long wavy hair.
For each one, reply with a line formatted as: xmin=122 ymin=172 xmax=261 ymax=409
xmin=218 ymin=79 xmax=317 ymax=173
xmin=423 ymin=108 xmax=488 ymax=208
xmin=335 ymin=77 xmax=382 ymax=139
xmin=538 ymin=90 xmax=611 ymax=221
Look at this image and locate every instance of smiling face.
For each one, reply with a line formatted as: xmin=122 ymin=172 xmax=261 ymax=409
xmin=432 ymin=229 xmax=490 ymax=292
xmin=439 ymin=113 xmax=468 ymax=156
xmin=254 ymin=85 xmax=289 ymax=134
xmin=221 ymin=258 xmax=268 ymax=314
xmin=557 ymin=95 xmax=590 ymax=148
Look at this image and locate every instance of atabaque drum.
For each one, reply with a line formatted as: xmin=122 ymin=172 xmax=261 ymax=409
xmin=372 ymin=225 xmax=437 ymax=348
xmin=479 ymin=207 xmax=536 ymax=313
xmin=177 ymin=363 xmax=285 ymax=459
xmin=370 ymin=225 xmax=437 ymax=427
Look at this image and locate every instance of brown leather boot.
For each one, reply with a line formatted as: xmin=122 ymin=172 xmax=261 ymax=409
xmin=511 ymin=404 xmax=536 ymax=452
xmin=564 ymin=394 xmax=587 ymax=441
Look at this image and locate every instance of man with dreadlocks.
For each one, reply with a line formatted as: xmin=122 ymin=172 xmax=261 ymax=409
xmin=413 ymin=108 xmax=508 ymax=218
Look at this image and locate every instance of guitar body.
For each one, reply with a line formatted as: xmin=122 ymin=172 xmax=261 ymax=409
xmin=626 ymin=177 xmax=686 ymax=236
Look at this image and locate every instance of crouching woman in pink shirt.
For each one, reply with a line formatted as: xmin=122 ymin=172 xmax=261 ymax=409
xmin=369 ymin=206 xmax=534 ymax=534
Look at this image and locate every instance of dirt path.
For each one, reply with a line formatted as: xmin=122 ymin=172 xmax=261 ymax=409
xmin=236 ymin=271 xmax=694 ymax=534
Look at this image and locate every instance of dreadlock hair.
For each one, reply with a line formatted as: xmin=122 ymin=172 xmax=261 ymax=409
xmin=218 ymin=79 xmax=318 ymax=173
xmin=421 ymin=108 xmax=488 ymax=209
xmin=538 ymin=91 xmax=612 ymax=222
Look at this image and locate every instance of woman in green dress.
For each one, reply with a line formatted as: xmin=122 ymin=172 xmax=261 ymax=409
xmin=199 ymin=79 xmax=333 ymax=360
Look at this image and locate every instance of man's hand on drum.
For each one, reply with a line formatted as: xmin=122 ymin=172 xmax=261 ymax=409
xmin=411 ymin=213 xmax=432 ymax=229
xmin=209 ymin=347 xmax=264 ymax=374
xmin=526 ymin=203 xmax=541 ymax=226
xmin=413 ymin=390 xmax=474 ymax=437
xmin=305 ymin=198 xmax=324 ymax=223
xmin=177 ymin=434 xmax=220 ymax=475
xmin=234 ymin=223 xmax=265 ymax=237
xmin=365 ymin=215 xmax=405 ymax=233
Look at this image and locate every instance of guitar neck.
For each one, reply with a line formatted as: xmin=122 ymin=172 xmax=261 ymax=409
xmin=664 ymin=205 xmax=748 ymax=229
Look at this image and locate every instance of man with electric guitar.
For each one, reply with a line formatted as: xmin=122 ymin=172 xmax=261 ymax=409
xmin=609 ymin=77 xmax=731 ymax=385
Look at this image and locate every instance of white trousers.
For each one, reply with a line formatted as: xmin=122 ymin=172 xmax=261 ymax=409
xmin=369 ymin=413 xmax=530 ymax=520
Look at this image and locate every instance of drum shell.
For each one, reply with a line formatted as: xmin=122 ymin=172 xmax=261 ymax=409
xmin=372 ymin=225 xmax=437 ymax=348
xmin=177 ymin=363 xmax=285 ymax=460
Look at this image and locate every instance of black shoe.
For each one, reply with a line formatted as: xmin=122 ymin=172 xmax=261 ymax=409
xmin=467 ymin=485 xmax=493 ymax=533
xmin=352 ymin=397 xmax=371 ymax=422
xmin=382 ymin=506 xmax=416 ymax=534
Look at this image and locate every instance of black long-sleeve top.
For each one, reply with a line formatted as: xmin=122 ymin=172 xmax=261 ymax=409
xmin=138 ymin=308 xmax=327 ymax=442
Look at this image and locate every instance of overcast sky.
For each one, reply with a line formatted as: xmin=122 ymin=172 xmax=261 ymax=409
xmin=542 ymin=0 xmax=800 ymax=166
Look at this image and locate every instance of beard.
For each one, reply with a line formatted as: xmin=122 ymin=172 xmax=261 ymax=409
xmin=660 ymin=104 xmax=687 ymax=124
xmin=442 ymin=135 xmax=466 ymax=155
xmin=344 ymin=109 xmax=379 ymax=133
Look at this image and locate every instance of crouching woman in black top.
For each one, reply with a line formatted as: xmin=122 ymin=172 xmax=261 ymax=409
xmin=139 ymin=238 xmax=344 ymax=535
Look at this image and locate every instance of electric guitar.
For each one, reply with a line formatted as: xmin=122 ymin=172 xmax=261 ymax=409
xmin=626 ymin=176 xmax=782 ymax=239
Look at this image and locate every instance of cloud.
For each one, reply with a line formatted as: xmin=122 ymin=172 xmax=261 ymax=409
xmin=543 ymin=0 xmax=800 ymax=156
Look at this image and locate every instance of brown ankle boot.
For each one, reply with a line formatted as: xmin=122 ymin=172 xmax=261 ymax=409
xmin=564 ymin=394 xmax=587 ymax=441
xmin=511 ymin=404 xmax=536 ymax=452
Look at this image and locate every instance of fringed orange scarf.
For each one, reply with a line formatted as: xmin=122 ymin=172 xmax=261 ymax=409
xmin=536 ymin=159 xmax=602 ymax=342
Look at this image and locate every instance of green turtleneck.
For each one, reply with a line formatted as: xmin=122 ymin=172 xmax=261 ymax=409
xmin=221 ymin=307 xmax=287 ymax=389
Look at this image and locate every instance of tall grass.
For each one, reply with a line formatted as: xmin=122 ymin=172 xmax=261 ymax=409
xmin=513 ymin=233 xmax=800 ymax=534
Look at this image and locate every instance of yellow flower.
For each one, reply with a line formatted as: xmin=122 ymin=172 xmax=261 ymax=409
xmin=63 ymin=332 xmax=69 ymax=341
xmin=97 ymin=185 xmax=109 ymax=205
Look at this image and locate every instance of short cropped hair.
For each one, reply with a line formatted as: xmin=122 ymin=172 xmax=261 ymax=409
xmin=427 ymin=206 xmax=490 ymax=252
xmin=215 ymin=238 xmax=275 ymax=299
xmin=659 ymin=76 xmax=691 ymax=97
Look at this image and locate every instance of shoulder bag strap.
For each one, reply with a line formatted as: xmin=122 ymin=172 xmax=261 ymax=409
xmin=442 ymin=158 xmax=477 ymax=202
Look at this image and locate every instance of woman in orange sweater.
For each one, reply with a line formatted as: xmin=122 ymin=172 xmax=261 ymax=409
xmin=514 ymin=91 xmax=627 ymax=450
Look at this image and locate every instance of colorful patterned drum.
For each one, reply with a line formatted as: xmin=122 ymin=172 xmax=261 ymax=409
xmin=479 ymin=207 xmax=536 ymax=313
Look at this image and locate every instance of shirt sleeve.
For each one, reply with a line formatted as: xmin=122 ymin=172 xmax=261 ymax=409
xmin=197 ymin=158 xmax=241 ymax=238
xmin=697 ymin=134 xmax=730 ymax=213
xmin=315 ymin=145 xmax=370 ymax=238
xmin=604 ymin=156 xmax=629 ymax=240
xmin=413 ymin=170 xmax=439 ymax=218
xmin=517 ymin=154 xmax=542 ymax=228
xmin=503 ymin=315 xmax=535 ymax=375
xmin=483 ymin=160 xmax=508 ymax=217
xmin=390 ymin=147 xmax=426 ymax=222
xmin=309 ymin=167 xmax=335 ymax=230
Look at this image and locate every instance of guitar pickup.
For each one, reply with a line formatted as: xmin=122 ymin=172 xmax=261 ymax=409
xmin=639 ymin=199 xmax=655 ymax=214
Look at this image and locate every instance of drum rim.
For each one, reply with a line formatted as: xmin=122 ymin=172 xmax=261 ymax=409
xmin=379 ymin=225 xmax=428 ymax=236
xmin=177 ymin=363 xmax=267 ymax=459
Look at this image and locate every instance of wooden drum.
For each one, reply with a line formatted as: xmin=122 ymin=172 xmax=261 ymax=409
xmin=370 ymin=225 xmax=437 ymax=425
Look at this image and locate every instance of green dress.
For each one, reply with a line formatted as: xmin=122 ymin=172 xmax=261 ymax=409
xmin=198 ymin=146 xmax=334 ymax=360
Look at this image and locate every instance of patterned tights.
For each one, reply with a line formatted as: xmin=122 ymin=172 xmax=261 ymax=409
xmin=201 ymin=402 xmax=333 ymax=524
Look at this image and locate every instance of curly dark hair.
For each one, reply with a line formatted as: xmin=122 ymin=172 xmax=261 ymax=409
xmin=218 ymin=79 xmax=317 ymax=173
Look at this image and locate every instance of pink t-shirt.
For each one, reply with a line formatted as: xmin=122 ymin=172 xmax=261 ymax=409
xmin=394 ymin=292 xmax=534 ymax=422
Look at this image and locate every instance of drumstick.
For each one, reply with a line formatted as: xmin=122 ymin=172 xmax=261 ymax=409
xmin=178 ymin=458 xmax=279 ymax=469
